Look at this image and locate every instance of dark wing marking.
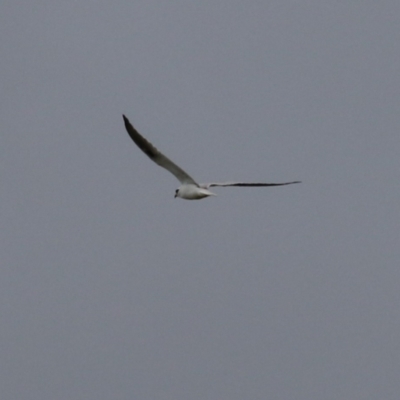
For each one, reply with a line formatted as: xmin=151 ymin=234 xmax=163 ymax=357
xmin=123 ymin=115 xmax=198 ymax=185
xmin=205 ymin=181 xmax=301 ymax=188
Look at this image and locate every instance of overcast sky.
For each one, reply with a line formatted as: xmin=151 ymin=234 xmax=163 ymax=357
xmin=2 ymin=1 xmax=400 ymax=399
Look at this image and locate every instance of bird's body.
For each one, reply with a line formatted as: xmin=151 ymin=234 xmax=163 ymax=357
xmin=175 ymin=184 xmax=216 ymax=200
xmin=122 ymin=114 xmax=300 ymax=200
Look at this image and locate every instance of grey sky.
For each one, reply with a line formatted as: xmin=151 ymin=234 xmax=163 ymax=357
xmin=2 ymin=1 xmax=400 ymax=399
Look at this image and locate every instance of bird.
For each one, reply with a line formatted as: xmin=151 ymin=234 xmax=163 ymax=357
xmin=123 ymin=115 xmax=301 ymax=200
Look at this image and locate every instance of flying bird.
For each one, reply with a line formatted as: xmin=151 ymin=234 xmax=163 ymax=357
xmin=123 ymin=115 xmax=300 ymax=200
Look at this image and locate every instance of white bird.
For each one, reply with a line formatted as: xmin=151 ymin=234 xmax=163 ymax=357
xmin=123 ymin=115 xmax=301 ymax=200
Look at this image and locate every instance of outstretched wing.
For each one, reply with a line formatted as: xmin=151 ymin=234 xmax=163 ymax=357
xmin=201 ymin=181 xmax=301 ymax=188
xmin=123 ymin=115 xmax=198 ymax=185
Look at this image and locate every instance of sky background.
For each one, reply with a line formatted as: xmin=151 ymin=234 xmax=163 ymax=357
xmin=2 ymin=1 xmax=400 ymax=399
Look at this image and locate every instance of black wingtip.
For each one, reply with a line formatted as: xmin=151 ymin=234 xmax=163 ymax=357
xmin=122 ymin=115 xmax=131 ymax=131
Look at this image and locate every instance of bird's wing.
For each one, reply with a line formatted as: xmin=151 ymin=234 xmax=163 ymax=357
xmin=123 ymin=115 xmax=198 ymax=185
xmin=201 ymin=181 xmax=301 ymax=188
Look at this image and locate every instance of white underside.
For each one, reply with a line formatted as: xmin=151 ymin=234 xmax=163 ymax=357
xmin=176 ymin=184 xmax=216 ymax=200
